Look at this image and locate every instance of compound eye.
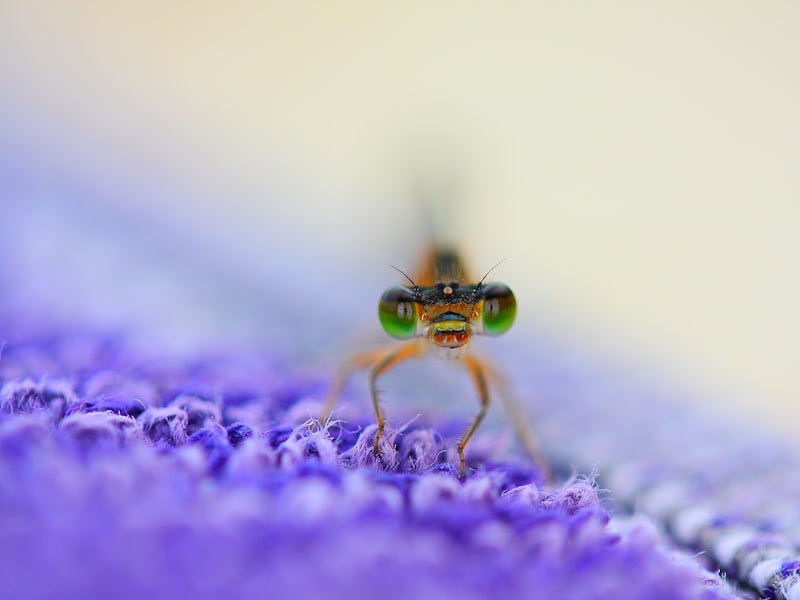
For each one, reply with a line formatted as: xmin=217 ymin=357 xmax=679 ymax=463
xmin=378 ymin=286 xmax=418 ymax=339
xmin=481 ymin=282 xmax=516 ymax=336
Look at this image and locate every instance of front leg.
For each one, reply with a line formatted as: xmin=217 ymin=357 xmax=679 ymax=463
xmin=457 ymin=354 xmax=491 ymax=478
xmin=368 ymin=340 xmax=426 ymax=457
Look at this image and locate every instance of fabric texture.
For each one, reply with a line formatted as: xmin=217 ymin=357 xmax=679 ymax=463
xmin=527 ymin=363 xmax=800 ymax=600
xmin=0 ymin=328 xmax=735 ymax=600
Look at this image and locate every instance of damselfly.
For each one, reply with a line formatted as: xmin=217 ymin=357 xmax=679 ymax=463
xmin=322 ymin=245 xmax=543 ymax=477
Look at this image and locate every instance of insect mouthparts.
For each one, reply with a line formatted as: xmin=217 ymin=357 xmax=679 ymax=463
xmin=431 ymin=312 xmax=469 ymax=323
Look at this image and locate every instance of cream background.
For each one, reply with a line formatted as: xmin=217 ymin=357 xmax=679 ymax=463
xmin=1 ymin=2 xmax=799 ymax=432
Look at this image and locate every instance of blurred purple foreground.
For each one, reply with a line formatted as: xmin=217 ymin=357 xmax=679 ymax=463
xmin=0 ymin=190 xmax=789 ymax=600
xmin=0 ymin=326 xmax=733 ymax=600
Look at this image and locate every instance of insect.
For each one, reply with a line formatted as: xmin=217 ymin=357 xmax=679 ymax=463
xmin=322 ymin=245 xmax=540 ymax=477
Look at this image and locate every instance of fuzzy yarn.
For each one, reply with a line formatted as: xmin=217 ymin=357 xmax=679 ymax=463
xmin=0 ymin=327 xmax=735 ymax=600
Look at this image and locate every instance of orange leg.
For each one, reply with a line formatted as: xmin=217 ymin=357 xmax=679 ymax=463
xmin=320 ymin=349 xmax=385 ymax=424
xmin=457 ymin=354 xmax=491 ymax=478
xmin=321 ymin=340 xmax=425 ymax=460
xmin=481 ymin=358 xmax=551 ymax=480
xmin=367 ymin=340 xmax=425 ymax=456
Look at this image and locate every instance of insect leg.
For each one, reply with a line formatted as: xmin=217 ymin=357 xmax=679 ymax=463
xmin=320 ymin=350 xmax=382 ymax=424
xmin=483 ymin=359 xmax=551 ymax=480
xmin=458 ymin=354 xmax=491 ymax=478
xmin=368 ymin=340 xmax=425 ymax=457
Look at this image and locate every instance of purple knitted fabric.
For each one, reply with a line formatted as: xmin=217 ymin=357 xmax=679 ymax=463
xmin=0 ymin=327 xmax=732 ymax=600
xmin=524 ymin=359 xmax=800 ymax=599
xmin=0 ymin=192 xmax=746 ymax=599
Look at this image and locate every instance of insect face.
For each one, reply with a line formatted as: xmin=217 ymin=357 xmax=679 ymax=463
xmin=378 ymin=280 xmax=516 ymax=348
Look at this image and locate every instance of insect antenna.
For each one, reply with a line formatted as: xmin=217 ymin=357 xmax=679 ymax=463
xmin=389 ymin=265 xmax=423 ymax=301
xmin=473 ymin=258 xmax=507 ymax=299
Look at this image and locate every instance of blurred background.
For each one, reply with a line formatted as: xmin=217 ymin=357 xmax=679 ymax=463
xmin=1 ymin=2 xmax=798 ymax=435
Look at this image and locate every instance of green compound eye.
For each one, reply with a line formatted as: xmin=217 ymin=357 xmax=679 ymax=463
xmin=378 ymin=286 xmax=418 ymax=339
xmin=481 ymin=282 xmax=516 ymax=336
